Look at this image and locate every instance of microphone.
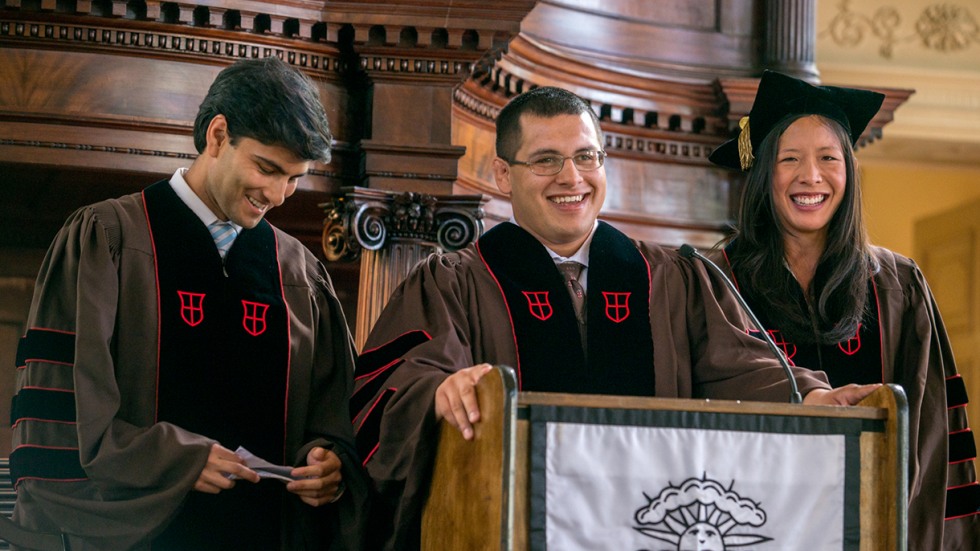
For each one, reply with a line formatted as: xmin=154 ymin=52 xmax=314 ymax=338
xmin=679 ymin=244 xmax=802 ymax=404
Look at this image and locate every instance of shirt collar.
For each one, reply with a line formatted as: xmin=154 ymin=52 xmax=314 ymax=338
xmin=168 ymin=168 xmax=242 ymax=233
xmin=506 ymin=218 xmax=597 ymax=267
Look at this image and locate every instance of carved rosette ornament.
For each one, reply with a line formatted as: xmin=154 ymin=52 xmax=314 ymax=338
xmin=321 ymin=187 xmax=486 ymax=261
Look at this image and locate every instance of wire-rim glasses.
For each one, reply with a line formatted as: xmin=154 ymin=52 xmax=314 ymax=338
xmin=502 ymin=150 xmax=606 ymax=176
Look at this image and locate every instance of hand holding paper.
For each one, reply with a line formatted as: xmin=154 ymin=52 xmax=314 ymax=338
xmin=286 ymin=446 xmax=345 ymax=507
xmin=195 ymin=443 xmax=260 ymax=493
xmin=233 ymin=446 xmax=298 ymax=482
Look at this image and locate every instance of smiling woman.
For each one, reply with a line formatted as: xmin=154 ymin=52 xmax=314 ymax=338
xmin=709 ymin=70 xmax=980 ymax=550
xmin=769 ymin=115 xmax=849 ymax=287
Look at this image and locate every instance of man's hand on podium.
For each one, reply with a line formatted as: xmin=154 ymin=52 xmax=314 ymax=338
xmin=435 ymin=363 xmax=494 ymax=441
xmin=803 ymin=383 xmax=882 ymax=406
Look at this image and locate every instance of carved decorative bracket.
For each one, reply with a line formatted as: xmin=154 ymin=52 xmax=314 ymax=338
xmin=321 ymin=186 xmax=487 ymax=350
xmin=321 ymin=186 xmax=486 ymax=261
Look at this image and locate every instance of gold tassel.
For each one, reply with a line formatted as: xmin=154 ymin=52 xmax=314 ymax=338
xmin=737 ymin=116 xmax=754 ymax=170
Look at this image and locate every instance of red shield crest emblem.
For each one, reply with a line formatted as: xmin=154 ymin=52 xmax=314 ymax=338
xmin=241 ymin=300 xmax=269 ymax=336
xmin=838 ymin=323 xmax=862 ymax=355
xmin=769 ymin=329 xmax=797 ymax=363
xmin=522 ymin=291 xmax=553 ymax=321
xmin=602 ymin=292 xmax=631 ymax=323
xmin=177 ymin=291 xmax=205 ymax=327
xmin=749 ymin=328 xmax=798 ymax=364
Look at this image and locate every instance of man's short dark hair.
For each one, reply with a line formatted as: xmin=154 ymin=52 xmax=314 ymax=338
xmin=495 ymin=86 xmax=602 ymax=161
xmin=193 ymin=57 xmax=333 ymax=163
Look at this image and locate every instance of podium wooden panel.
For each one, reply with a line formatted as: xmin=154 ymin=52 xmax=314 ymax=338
xmin=421 ymin=366 xmax=908 ymax=551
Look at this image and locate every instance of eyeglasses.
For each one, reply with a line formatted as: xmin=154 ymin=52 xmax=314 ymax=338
xmin=503 ymin=150 xmax=606 ymax=176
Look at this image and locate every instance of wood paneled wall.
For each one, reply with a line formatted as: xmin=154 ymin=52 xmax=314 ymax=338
xmin=0 ymin=0 xmax=910 ymax=454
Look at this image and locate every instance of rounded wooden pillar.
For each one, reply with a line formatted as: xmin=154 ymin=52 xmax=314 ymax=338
xmin=763 ymin=0 xmax=819 ymax=81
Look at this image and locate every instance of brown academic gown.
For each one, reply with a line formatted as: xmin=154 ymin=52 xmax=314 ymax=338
xmin=715 ymin=246 xmax=980 ymax=551
xmin=351 ymin=222 xmax=830 ymax=550
xmin=11 ymin=188 xmax=368 ymax=550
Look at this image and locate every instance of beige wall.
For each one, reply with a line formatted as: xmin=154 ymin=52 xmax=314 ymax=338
xmin=818 ymin=0 xmax=980 ymax=470
xmin=817 ymin=0 xmax=980 ymax=262
xmin=860 ymin=159 xmax=980 ymax=258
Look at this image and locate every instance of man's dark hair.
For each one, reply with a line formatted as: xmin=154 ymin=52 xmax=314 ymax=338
xmin=495 ymin=86 xmax=602 ymax=161
xmin=193 ymin=56 xmax=332 ymax=163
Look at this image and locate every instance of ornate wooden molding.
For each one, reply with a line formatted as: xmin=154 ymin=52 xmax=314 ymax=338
xmin=0 ymin=136 xmax=195 ymax=160
xmin=0 ymin=0 xmax=535 ymax=275
xmin=454 ymin=38 xmax=729 ymax=168
xmin=0 ymin=12 xmax=478 ymax=81
xmin=715 ymin=77 xmax=914 ymax=149
xmin=321 ymin=186 xmax=488 ymax=349
xmin=321 ymin=186 xmax=487 ymax=261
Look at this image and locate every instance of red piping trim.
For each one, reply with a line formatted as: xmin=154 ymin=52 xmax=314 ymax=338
xmin=142 ymin=190 xmax=163 ymax=424
xmin=476 ymin=240 xmax=522 ymax=390
xmin=272 ymin=229 xmax=292 ymax=463
xmin=19 ymin=386 xmax=74 ymax=393
xmin=355 ymin=387 xmax=396 ymax=433
xmin=721 ymin=249 xmax=741 ymax=294
xmin=362 ymin=442 xmax=380 ymax=466
xmin=24 ymin=327 xmax=76 ymax=335
xmin=360 ymin=330 xmax=433 ymax=355
xmin=17 ymin=360 xmax=73 ymax=368
xmin=355 ymin=359 xmax=401 ymax=383
xmin=870 ymin=276 xmax=885 ymax=383
xmin=13 ymin=477 xmax=89 ymax=490
xmin=11 ymin=418 xmax=77 ymax=429
xmin=12 ymin=444 xmax=78 ymax=452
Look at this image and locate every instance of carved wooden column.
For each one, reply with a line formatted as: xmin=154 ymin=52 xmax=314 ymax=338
xmin=763 ymin=0 xmax=819 ymax=82
xmin=321 ymin=1 xmax=535 ymax=334
xmin=322 ymin=187 xmax=486 ymax=350
xmin=332 ymin=1 xmax=537 ymax=197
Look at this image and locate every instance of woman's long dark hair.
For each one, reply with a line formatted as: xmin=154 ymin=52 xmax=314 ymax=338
xmin=725 ymin=114 xmax=879 ymax=345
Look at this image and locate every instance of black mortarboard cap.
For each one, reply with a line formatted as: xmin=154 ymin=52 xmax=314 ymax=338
xmin=709 ymin=70 xmax=886 ymax=171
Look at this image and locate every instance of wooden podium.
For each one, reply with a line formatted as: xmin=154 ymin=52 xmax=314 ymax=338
xmin=420 ymin=365 xmax=908 ymax=551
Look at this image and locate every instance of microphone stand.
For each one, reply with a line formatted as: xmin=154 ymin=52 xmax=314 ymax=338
xmin=679 ymin=244 xmax=803 ymax=404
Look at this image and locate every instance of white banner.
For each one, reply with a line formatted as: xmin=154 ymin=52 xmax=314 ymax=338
xmin=542 ymin=422 xmax=847 ymax=550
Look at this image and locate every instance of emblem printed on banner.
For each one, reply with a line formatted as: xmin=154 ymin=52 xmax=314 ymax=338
xmin=522 ymin=291 xmax=553 ymax=321
xmin=634 ymin=475 xmax=773 ymax=549
xmin=747 ymin=328 xmax=797 ymax=364
xmin=602 ymin=291 xmax=631 ymax=323
xmin=241 ymin=300 xmax=269 ymax=336
xmin=177 ymin=291 xmax=205 ymax=327
xmin=838 ymin=323 xmax=862 ymax=355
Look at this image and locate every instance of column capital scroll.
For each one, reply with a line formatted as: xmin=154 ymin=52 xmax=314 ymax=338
xmin=321 ymin=186 xmax=487 ymax=261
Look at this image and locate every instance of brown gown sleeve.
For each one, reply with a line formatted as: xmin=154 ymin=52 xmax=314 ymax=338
xmin=12 ymin=198 xmax=211 ymax=551
xmin=886 ymin=252 xmax=980 ymax=550
xmin=278 ymin=235 xmax=370 ymax=550
xmin=642 ymin=243 xmax=830 ymax=402
xmin=350 ymin=247 xmax=514 ymax=550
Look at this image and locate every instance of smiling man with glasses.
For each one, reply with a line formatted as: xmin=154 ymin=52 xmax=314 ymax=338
xmin=349 ymin=86 xmax=879 ymax=550
xmin=503 ymin=149 xmax=607 ymax=175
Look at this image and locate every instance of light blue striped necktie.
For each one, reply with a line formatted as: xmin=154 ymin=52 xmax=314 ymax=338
xmin=208 ymin=221 xmax=238 ymax=259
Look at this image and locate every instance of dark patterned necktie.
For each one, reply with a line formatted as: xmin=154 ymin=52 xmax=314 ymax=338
xmin=558 ymin=261 xmax=588 ymax=354
xmin=558 ymin=261 xmax=586 ymax=322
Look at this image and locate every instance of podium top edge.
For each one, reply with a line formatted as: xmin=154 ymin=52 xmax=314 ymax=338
xmin=516 ymin=391 xmax=888 ymax=420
